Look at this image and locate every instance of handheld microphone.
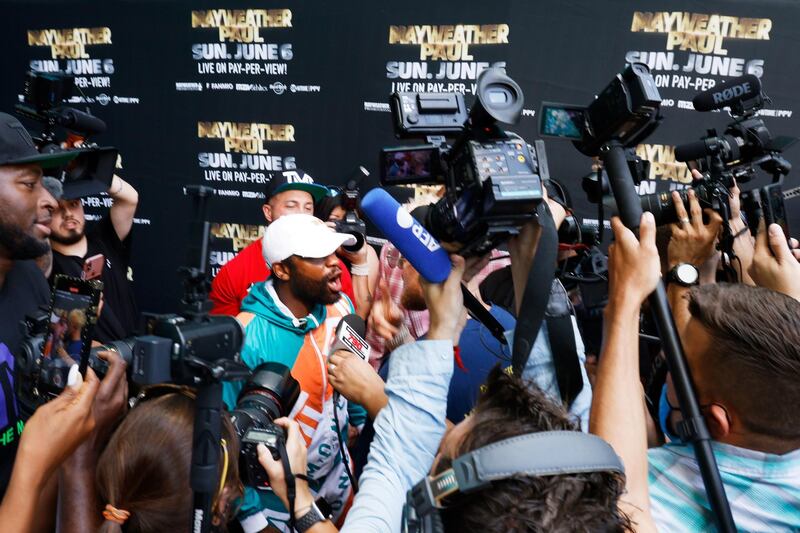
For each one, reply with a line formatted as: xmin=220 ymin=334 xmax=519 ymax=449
xmin=54 ymin=108 xmax=107 ymax=135
xmin=361 ymin=188 xmax=452 ymax=283
xmin=329 ymin=314 xmax=370 ymax=361
xmin=692 ymin=75 xmax=761 ymax=112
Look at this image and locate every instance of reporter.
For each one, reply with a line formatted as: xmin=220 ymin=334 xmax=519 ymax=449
xmin=49 ymin=171 xmax=140 ymax=342
xmin=96 ymin=387 xmax=241 ymax=533
xmin=592 ymin=212 xmax=800 ymax=532
xmin=262 ymin=253 xmax=629 ymax=532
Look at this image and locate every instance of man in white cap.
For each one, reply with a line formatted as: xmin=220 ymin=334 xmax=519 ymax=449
xmin=222 ymin=214 xmax=366 ymax=533
xmin=209 ymin=169 xmax=355 ymax=316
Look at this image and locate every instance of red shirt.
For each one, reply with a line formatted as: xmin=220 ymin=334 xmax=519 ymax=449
xmin=209 ymin=237 xmax=355 ymax=316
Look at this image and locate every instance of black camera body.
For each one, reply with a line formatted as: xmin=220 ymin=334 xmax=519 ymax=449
xmin=540 ymin=64 xmax=661 ymax=159
xmin=334 ymin=176 xmax=367 ymax=252
xmin=380 ymin=68 xmax=548 ymax=256
xmin=230 ymin=362 xmax=300 ymax=490
xmin=16 ymin=309 xmax=244 ymax=411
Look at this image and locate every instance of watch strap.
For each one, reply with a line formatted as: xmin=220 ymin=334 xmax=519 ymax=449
xmin=295 ymin=502 xmax=324 ymax=532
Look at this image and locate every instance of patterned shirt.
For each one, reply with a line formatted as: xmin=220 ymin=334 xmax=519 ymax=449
xmin=649 ymin=441 xmax=800 ymax=532
xmin=365 ymin=243 xmax=511 ymax=367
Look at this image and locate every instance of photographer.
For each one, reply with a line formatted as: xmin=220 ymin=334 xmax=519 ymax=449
xmin=0 ymin=112 xmax=68 ymax=498
xmin=365 ymin=194 xmax=592 ymax=429
xmin=259 ymin=247 xmax=630 ymax=532
xmin=592 ymin=213 xmax=800 ymax=532
xmin=210 ymin=170 xmax=355 ymax=316
xmin=88 ymin=383 xmax=240 ymax=533
xmin=315 ymin=192 xmax=380 ymax=320
xmin=48 ymin=166 xmax=139 ymax=343
xmin=222 ymin=214 xmax=366 ymax=532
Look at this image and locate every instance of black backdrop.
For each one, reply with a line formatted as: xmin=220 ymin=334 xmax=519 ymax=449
xmin=4 ymin=0 xmax=800 ymax=313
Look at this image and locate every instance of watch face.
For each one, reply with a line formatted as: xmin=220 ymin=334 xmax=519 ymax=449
xmin=676 ymin=263 xmax=699 ymax=285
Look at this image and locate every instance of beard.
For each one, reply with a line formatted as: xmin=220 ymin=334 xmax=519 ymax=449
xmin=401 ymin=284 xmax=427 ymax=311
xmin=0 ymin=219 xmax=49 ymax=260
xmin=49 ymin=226 xmax=84 ymax=246
xmin=289 ymin=271 xmax=340 ymax=307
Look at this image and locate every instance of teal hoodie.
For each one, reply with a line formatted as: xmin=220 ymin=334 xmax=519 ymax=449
xmin=223 ymin=279 xmax=365 ymax=527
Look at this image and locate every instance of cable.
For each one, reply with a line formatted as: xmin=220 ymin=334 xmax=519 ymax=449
xmin=332 ymin=392 xmax=358 ymax=492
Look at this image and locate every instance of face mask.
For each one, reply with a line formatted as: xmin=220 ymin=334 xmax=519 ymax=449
xmin=659 ymin=386 xmax=729 ymax=443
xmin=659 ymin=387 xmax=684 ymax=442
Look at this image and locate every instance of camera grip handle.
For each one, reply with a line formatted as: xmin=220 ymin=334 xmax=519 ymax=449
xmin=601 ymin=141 xmax=644 ymax=231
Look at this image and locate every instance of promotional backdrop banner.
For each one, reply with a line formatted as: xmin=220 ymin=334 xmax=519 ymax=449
xmin=2 ymin=0 xmax=799 ymax=313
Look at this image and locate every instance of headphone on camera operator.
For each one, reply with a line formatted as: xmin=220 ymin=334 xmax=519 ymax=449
xmin=402 ymin=430 xmax=624 ymax=533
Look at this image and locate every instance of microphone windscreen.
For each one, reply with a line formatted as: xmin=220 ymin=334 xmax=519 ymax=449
xmin=337 ymin=313 xmax=366 ymax=339
xmin=692 ymin=75 xmax=761 ymax=112
xmin=361 ymin=188 xmax=452 ymax=283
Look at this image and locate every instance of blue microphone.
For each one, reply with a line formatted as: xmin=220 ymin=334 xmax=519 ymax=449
xmin=361 ymin=188 xmax=452 ymax=283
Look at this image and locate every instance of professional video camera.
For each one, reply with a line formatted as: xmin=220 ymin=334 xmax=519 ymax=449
xmin=230 ymin=362 xmax=300 ymax=489
xmin=15 ymin=70 xmax=118 ymax=199
xmin=379 ymin=68 xmax=549 ymax=256
xmin=333 ymin=167 xmax=369 ymax=252
xmin=644 ymin=74 xmax=795 ymax=227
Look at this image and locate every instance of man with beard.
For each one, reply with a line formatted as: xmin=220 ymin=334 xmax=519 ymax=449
xmin=222 ymin=214 xmax=367 ymax=533
xmin=48 ymin=160 xmax=139 ymax=342
xmin=0 ymin=112 xmax=73 ymax=497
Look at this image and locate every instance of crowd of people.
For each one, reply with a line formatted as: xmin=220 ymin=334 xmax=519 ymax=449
xmin=0 ymin=108 xmax=799 ymax=533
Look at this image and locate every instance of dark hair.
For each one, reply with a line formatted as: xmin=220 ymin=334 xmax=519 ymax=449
xmin=688 ymin=283 xmax=800 ymax=437
xmin=96 ymin=393 xmax=241 ymax=533
xmin=314 ymin=194 xmax=343 ymax=221
xmin=439 ymin=367 xmax=631 ymax=533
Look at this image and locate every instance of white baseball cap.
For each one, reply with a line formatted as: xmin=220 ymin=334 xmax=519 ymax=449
xmin=263 ymin=214 xmax=356 ymax=267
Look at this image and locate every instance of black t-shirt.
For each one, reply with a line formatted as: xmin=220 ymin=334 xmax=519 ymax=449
xmin=51 ymin=217 xmax=138 ymax=343
xmin=0 ymin=260 xmax=50 ymax=499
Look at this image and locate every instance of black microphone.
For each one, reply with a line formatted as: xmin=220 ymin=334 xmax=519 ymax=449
xmin=329 ymin=314 xmax=370 ymax=361
xmin=54 ymin=108 xmax=107 ymax=135
xmin=692 ymin=75 xmax=761 ymax=112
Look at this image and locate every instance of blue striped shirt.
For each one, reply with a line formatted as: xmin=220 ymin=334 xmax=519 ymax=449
xmin=649 ymin=441 xmax=800 ymax=532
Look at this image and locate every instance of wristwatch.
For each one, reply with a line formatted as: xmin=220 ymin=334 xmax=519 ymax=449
xmin=295 ymin=501 xmax=325 ymax=532
xmin=666 ymin=263 xmax=700 ymax=287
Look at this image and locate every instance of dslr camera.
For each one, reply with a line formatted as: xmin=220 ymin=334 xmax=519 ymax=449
xmin=333 ymin=168 xmax=369 ymax=252
xmin=15 ymin=70 xmax=118 ymax=199
xmin=380 ymin=68 xmax=548 ymax=256
xmin=230 ymin=362 xmax=300 ymax=489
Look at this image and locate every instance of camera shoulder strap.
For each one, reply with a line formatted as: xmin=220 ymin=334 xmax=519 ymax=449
xmin=511 ymin=202 xmax=558 ymax=376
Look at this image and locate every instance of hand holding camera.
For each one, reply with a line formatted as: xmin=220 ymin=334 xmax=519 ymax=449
xmin=749 ymin=220 xmax=800 ymax=301
xmin=667 ymin=188 xmax=723 ymax=269
xmin=256 ymin=418 xmax=312 ymax=513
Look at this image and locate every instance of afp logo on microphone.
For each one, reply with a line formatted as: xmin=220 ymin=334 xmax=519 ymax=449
xmin=396 ymin=207 xmax=441 ymax=252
